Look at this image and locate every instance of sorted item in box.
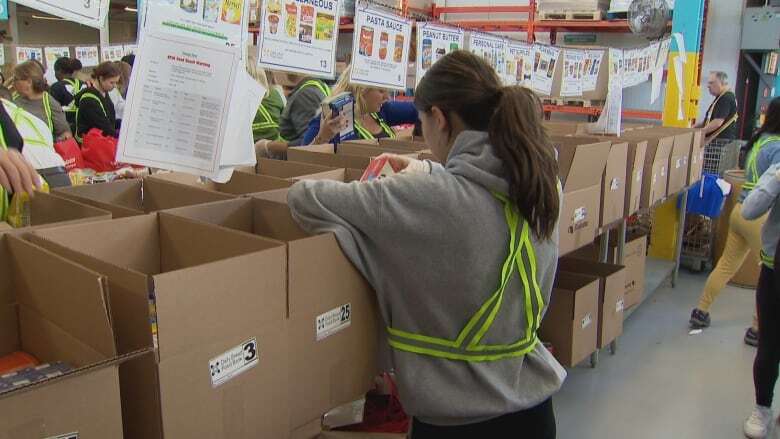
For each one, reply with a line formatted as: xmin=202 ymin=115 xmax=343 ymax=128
xmin=334 ymin=373 xmax=409 ymax=435
xmin=361 ymin=156 xmax=398 ymax=182
xmin=0 ymin=362 xmax=74 ymax=394
xmin=0 ymin=352 xmax=39 ymax=375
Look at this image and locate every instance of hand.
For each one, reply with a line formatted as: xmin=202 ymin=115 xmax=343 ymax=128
xmin=0 ymin=149 xmax=41 ymax=196
xmin=376 ymin=153 xmax=414 ymax=172
xmin=316 ymin=112 xmax=346 ymax=144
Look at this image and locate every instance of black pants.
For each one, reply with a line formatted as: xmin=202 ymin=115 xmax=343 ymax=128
xmin=411 ymin=398 xmax=556 ymax=439
xmin=754 ymin=241 xmax=780 ymax=407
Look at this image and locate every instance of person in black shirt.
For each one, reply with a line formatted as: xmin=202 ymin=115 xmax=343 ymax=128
xmin=698 ymin=71 xmax=739 ymax=140
xmin=74 ymin=62 xmax=120 ymax=141
xmin=50 ymin=58 xmax=86 ymax=132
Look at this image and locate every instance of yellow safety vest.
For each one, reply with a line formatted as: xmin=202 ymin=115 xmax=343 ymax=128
xmin=387 ymin=193 xmax=543 ymax=361
xmin=0 ymin=124 xmax=9 ymax=221
xmin=75 ymin=92 xmax=107 ymax=143
xmin=354 ymin=113 xmax=396 ymax=140
xmin=744 ymin=135 xmax=780 ymax=191
xmin=62 ymin=78 xmax=82 ymax=114
xmin=7 ymin=100 xmax=52 ymax=149
xmin=42 ymin=92 xmax=54 ymax=134
xmin=300 ymin=80 xmax=331 ymax=98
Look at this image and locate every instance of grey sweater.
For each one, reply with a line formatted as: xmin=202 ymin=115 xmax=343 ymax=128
xmin=279 ymin=80 xmax=328 ymax=146
xmin=742 ymin=162 xmax=780 ymax=268
xmin=288 ymin=130 xmax=566 ymax=426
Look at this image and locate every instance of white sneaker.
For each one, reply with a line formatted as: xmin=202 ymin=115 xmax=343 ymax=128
xmin=744 ymin=405 xmax=773 ymax=438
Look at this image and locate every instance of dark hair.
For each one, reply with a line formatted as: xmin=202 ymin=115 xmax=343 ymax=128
xmin=121 ymin=54 xmax=135 ymax=67
xmin=91 ymin=61 xmax=122 ymax=80
xmin=54 ymin=57 xmax=82 ymax=75
xmin=743 ymin=97 xmax=780 ymax=165
xmin=14 ymin=61 xmax=48 ymax=93
xmin=414 ymin=50 xmax=560 ymax=239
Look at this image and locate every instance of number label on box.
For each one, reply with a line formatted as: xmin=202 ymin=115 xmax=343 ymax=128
xmin=208 ymin=338 xmax=259 ymax=388
xmin=581 ymin=313 xmax=593 ymax=329
xmin=316 ymin=303 xmax=352 ymax=341
xmin=573 ymin=207 xmax=587 ymax=223
xmin=610 ymin=178 xmax=620 ymax=191
xmin=636 ymin=170 xmax=643 ymax=182
xmin=616 ymin=299 xmax=625 ymax=313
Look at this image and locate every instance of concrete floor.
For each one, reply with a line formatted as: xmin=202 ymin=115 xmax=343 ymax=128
xmin=554 ymin=270 xmax=779 ymax=439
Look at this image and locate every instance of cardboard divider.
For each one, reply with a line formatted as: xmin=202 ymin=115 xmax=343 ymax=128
xmin=19 ymin=192 xmax=113 ymax=230
xmin=149 ymin=170 xmax=293 ymax=196
xmin=287 ymin=144 xmax=423 ymax=171
xmin=162 ymin=198 xmax=380 ymax=433
xmin=28 ymin=214 xmax=290 ymax=439
xmin=256 ymin=158 xmax=346 ymax=181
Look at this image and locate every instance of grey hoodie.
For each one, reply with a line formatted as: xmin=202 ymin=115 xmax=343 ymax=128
xmin=287 ymin=130 xmax=566 ymax=426
xmin=742 ymin=162 xmax=780 ymax=268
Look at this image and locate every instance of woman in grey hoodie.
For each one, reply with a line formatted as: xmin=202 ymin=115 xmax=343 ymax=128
xmin=288 ymin=51 xmax=565 ymax=437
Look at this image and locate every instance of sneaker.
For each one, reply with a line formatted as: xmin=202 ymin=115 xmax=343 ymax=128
xmin=689 ymin=309 xmax=711 ymax=329
xmin=745 ymin=328 xmax=760 ymax=347
xmin=744 ymin=405 xmax=773 ymax=438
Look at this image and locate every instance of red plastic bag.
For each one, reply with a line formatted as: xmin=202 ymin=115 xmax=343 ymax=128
xmin=53 ymin=137 xmax=85 ymax=171
xmin=81 ymin=128 xmax=118 ymax=172
xmin=338 ymin=373 xmax=410 ymax=434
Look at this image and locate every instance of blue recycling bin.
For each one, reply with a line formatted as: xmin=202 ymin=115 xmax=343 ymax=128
xmin=684 ymin=173 xmax=728 ymax=218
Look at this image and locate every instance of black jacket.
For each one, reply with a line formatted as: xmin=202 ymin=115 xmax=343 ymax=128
xmin=74 ymin=87 xmax=117 ymax=138
xmin=0 ymin=101 xmax=24 ymax=151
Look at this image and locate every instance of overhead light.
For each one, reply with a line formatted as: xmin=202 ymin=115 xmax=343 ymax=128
xmin=125 ymin=6 xmax=138 ymax=12
xmin=31 ymin=14 xmax=66 ymax=20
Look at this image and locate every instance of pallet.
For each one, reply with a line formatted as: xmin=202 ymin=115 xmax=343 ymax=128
xmin=538 ymin=9 xmax=605 ymax=21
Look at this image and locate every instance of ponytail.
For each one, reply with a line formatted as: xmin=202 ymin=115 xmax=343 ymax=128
xmin=415 ymin=50 xmax=560 ymax=239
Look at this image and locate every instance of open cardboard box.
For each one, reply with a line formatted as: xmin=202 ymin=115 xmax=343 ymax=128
xmin=0 ymin=233 xmax=124 ymax=438
xmin=255 ymin=158 xmax=348 ymax=181
xmin=621 ymin=131 xmax=674 ymax=208
xmin=9 ymin=191 xmax=112 ymax=230
xmin=558 ymin=258 xmax=626 ymax=348
xmin=250 ymin=169 xmax=365 ymax=205
xmin=149 ymin=170 xmax=293 ymax=195
xmin=162 ymin=198 xmax=380 ymax=432
xmin=288 ymin=145 xmax=421 ymax=171
xmin=552 ymin=137 xmax=611 ymax=255
xmin=539 ymin=271 xmax=599 ymax=368
xmin=54 ymin=178 xmax=234 ymax=218
xmin=642 ymin=127 xmax=693 ymax=194
xmin=27 ymin=214 xmax=290 ymax=439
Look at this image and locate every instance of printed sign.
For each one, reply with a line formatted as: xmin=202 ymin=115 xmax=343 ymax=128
xmin=257 ymin=0 xmax=341 ymax=78
xmin=349 ymin=6 xmax=412 ymax=91
xmin=586 ymin=48 xmax=623 ymax=136
xmin=616 ymin=298 xmax=625 ymax=313
xmin=315 ymin=303 xmax=352 ymax=341
xmin=530 ymin=44 xmax=560 ymax=96
xmin=208 ymin=338 xmax=259 ymax=387
xmin=75 ymin=46 xmax=100 ymax=67
xmin=581 ymin=313 xmax=593 ymax=329
xmin=561 ymin=49 xmax=586 ymax=97
xmin=582 ymin=49 xmax=604 ymax=93
xmin=468 ymin=32 xmax=506 ymax=78
xmin=44 ymin=46 xmax=70 ymax=70
xmin=13 ymin=0 xmax=109 ymax=28
xmin=143 ymin=0 xmax=250 ymax=49
xmin=504 ymin=41 xmax=533 ymax=86
xmin=101 ymin=45 xmax=126 ymax=62
xmin=415 ymin=22 xmax=463 ymax=85
xmin=15 ymin=46 xmax=43 ymax=63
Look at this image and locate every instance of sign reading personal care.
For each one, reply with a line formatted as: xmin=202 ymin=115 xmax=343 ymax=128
xmin=256 ymin=0 xmax=341 ymax=78
xmin=561 ymin=49 xmax=586 ymax=97
xmin=75 ymin=46 xmax=100 ymax=67
xmin=582 ymin=49 xmax=604 ymax=92
xmin=13 ymin=0 xmax=109 ymax=28
xmin=15 ymin=46 xmax=43 ymax=63
xmin=143 ymin=0 xmax=250 ymax=49
xmin=415 ymin=22 xmax=464 ymax=85
xmin=530 ymin=44 xmax=560 ymax=96
xmin=504 ymin=41 xmax=533 ymax=86
xmin=468 ymin=32 xmax=506 ymax=78
xmin=349 ymin=6 xmax=412 ymax=91
xmin=101 ymin=45 xmax=126 ymax=62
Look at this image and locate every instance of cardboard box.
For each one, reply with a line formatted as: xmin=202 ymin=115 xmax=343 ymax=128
xmin=558 ymin=258 xmax=626 ymax=348
xmin=688 ymin=129 xmax=706 ymax=185
xmin=54 ymin=178 xmax=234 ymax=218
xmin=0 ymin=234 xmax=124 ymax=438
xmin=552 ymin=137 xmax=611 ymax=255
xmin=619 ymin=235 xmax=648 ymax=309
xmin=633 ymin=127 xmax=692 ymax=195
xmin=11 ymin=191 xmax=112 ymax=230
xmin=625 ymin=140 xmax=648 ymax=216
xmin=622 ymin=131 xmax=674 ymax=208
xmin=256 ymin=158 xmax=347 ymax=181
xmin=336 ymin=143 xmax=415 ymax=157
xmin=149 ymin=170 xmax=294 ymax=195
xmin=288 ymin=145 xmax=375 ymax=170
xmin=28 ymin=214 xmax=290 ymax=439
xmin=600 ymin=141 xmax=628 ymax=226
xmin=539 ymin=271 xmax=599 ymax=367
xmin=377 ymin=138 xmax=429 ymax=152
xmin=162 ymin=198 xmax=380 ymax=431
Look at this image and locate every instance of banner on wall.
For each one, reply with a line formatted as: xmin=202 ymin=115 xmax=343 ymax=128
xmin=581 ymin=49 xmax=604 ymax=93
xmin=415 ymin=23 xmax=464 ymax=85
xmin=15 ymin=46 xmax=43 ymax=63
xmin=504 ymin=41 xmax=533 ymax=87
xmin=530 ymin=44 xmax=560 ymax=96
xmin=44 ymin=46 xmax=70 ymax=84
xmin=560 ymin=49 xmax=586 ymax=97
xmin=75 ymin=46 xmax=100 ymax=67
xmin=349 ymin=6 xmax=413 ymax=91
xmin=256 ymin=0 xmax=341 ymax=78
xmin=468 ymin=32 xmax=506 ymax=79
xmin=142 ymin=0 xmax=250 ymax=51
xmin=101 ymin=45 xmax=126 ymax=62
xmin=587 ymin=48 xmax=623 ymax=135
xmin=12 ymin=0 xmax=109 ymax=29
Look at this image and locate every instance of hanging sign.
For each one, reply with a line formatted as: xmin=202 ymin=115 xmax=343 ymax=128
xmin=101 ymin=45 xmax=126 ymax=62
xmin=349 ymin=6 xmax=412 ymax=91
xmin=651 ymin=38 xmax=671 ymax=104
xmin=415 ymin=22 xmax=464 ymax=85
xmin=142 ymin=0 xmax=250 ymax=50
xmin=587 ymin=48 xmax=623 ymax=136
xmin=44 ymin=46 xmax=71 ymax=84
xmin=560 ymin=49 xmax=586 ymax=97
xmin=468 ymin=32 xmax=506 ymax=78
xmin=15 ymin=46 xmax=43 ymax=63
xmin=582 ymin=49 xmax=604 ymax=93
xmin=75 ymin=46 xmax=100 ymax=67
xmin=530 ymin=44 xmax=560 ymax=96
xmin=256 ymin=0 xmax=341 ymax=78
xmin=12 ymin=0 xmax=109 ymax=28
xmin=504 ymin=41 xmax=533 ymax=86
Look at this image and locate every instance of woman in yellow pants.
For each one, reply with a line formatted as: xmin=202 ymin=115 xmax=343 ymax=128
xmin=690 ymin=97 xmax=780 ymax=347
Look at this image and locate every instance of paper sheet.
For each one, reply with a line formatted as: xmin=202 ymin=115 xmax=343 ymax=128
xmin=560 ymin=49 xmax=586 ymax=97
xmin=142 ymin=0 xmax=250 ymax=51
xmin=531 ymin=44 xmax=561 ymax=96
xmin=15 ymin=46 xmax=43 ymax=64
xmin=349 ymin=6 xmax=413 ymax=91
xmin=44 ymin=46 xmax=71 ymax=85
xmin=582 ymin=50 xmax=604 ymax=93
xmin=416 ymin=23 xmax=464 ymax=86
xmin=13 ymin=0 xmax=109 ymax=29
xmin=586 ymin=48 xmax=623 ymax=136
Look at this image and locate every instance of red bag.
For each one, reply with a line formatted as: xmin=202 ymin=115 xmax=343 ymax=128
xmin=53 ymin=137 xmax=85 ymax=171
xmin=338 ymin=373 xmax=410 ymax=434
xmin=81 ymin=128 xmax=119 ymax=172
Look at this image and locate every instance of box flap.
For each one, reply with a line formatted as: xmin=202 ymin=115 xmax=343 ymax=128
xmin=142 ymin=178 xmax=235 ymax=212
xmin=29 ymin=192 xmax=112 ymax=227
xmin=551 ymin=137 xmax=611 ymax=190
xmin=377 ymin=138 xmax=428 ymax=151
xmin=0 ymin=303 xmax=19 ymax=356
xmin=251 ymin=198 xmax=311 ymax=242
xmin=257 ymin=158 xmax=339 ymax=179
xmin=8 ymin=235 xmax=116 ymax=359
xmin=292 ymin=169 xmax=348 ymax=182
xmin=337 ymin=143 xmax=412 ymax=157
xmin=162 ymin=198 xmax=254 ymax=233
xmin=147 ymin=172 xmax=218 ymax=190
xmin=251 ymin=188 xmax=292 ymax=204
xmin=287 ymin=149 xmax=372 ymax=170
xmin=219 ymin=172 xmax=293 ymax=195
xmin=54 ymin=179 xmax=144 ymax=217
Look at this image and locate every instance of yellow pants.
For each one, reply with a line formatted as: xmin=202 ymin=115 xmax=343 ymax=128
xmin=696 ymin=203 xmax=766 ymax=329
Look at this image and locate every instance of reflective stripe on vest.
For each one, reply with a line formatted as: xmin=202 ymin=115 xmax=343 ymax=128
xmin=354 ymin=113 xmax=396 ymax=140
xmin=301 ymin=80 xmax=331 ymax=98
xmin=744 ymin=135 xmax=780 ymax=191
xmin=761 ymin=250 xmax=774 ymax=270
xmin=42 ymin=92 xmax=54 ymax=134
xmin=254 ymin=104 xmax=278 ymax=130
xmin=63 ymin=79 xmax=82 ymax=114
xmin=0 ymin=124 xmax=8 ymax=221
xmin=387 ymin=193 xmax=543 ymax=362
xmin=75 ymin=93 xmax=107 ymax=142
xmin=9 ymin=101 xmax=51 ymax=148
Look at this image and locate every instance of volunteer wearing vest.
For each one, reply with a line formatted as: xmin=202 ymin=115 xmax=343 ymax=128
xmin=741 ymin=162 xmax=780 ymax=439
xmin=279 ymin=75 xmax=331 ymax=145
xmin=0 ymin=100 xmax=42 ymax=220
xmin=303 ymin=65 xmax=418 ymax=145
xmin=288 ymin=51 xmax=564 ymax=438
xmin=50 ymin=57 xmax=86 ymax=132
xmin=12 ymin=61 xmax=72 ymax=142
xmin=697 ymin=71 xmax=739 ymax=141
xmin=690 ymin=97 xmax=780 ymax=347
xmin=74 ymin=62 xmax=120 ymax=141
xmin=248 ymin=62 xmax=285 ymax=143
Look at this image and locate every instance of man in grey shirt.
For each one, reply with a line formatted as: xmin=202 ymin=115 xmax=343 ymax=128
xmin=279 ymin=77 xmax=330 ymax=146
